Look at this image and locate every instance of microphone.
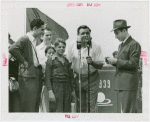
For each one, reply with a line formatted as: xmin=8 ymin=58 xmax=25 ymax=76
xmin=77 ymin=41 xmax=81 ymax=50
xmin=77 ymin=39 xmax=81 ymax=50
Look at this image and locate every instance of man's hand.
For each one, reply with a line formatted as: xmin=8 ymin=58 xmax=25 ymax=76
xmin=23 ymin=61 xmax=28 ymax=69
xmin=107 ymin=57 xmax=117 ymax=65
xmin=86 ymin=56 xmax=93 ymax=65
xmin=49 ymin=90 xmax=56 ymax=102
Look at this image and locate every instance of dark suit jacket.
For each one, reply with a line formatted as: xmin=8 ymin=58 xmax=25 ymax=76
xmin=114 ymin=36 xmax=141 ymax=90
xmin=9 ymin=35 xmax=36 ymax=78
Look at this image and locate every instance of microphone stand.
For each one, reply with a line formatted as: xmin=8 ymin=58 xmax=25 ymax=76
xmin=87 ymin=44 xmax=90 ymax=113
xmin=77 ymin=41 xmax=82 ymax=113
xmin=78 ymin=49 xmax=81 ymax=113
xmin=77 ymin=37 xmax=91 ymax=113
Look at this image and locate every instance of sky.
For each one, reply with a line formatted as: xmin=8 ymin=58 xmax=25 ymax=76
xmin=9 ymin=2 xmax=147 ymax=58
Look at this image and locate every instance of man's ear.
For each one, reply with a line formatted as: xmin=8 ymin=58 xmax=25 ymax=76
xmin=33 ymin=26 xmax=37 ymax=31
xmin=123 ymin=28 xmax=126 ymax=32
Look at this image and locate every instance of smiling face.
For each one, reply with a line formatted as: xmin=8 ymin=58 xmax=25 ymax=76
xmin=55 ymin=42 xmax=66 ymax=56
xmin=114 ymin=29 xmax=126 ymax=42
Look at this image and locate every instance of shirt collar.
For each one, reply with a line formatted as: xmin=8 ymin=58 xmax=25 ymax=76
xmin=40 ymin=42 xmax=46 ymax=50
xmin=42 ymin=42 xmax=53 ymax=49
xmin=26 ymin=32 xmax=35 ymax=43
xmin=123 ymin=35 xmax=130 ymax=44
xmin=51 ymin=54 xmax=67 ymax=61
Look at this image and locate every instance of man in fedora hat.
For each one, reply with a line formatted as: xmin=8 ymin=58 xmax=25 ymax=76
xmin=107 ymin=19 xmax=141 ymax=113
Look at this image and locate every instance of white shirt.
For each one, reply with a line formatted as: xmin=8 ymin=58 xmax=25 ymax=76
xmin=67 ymin=40 xmax=104 ymax=75
xmin=123 ymin=35 xmax=130 ymax=44
xmin=26 ymin=32 xmax=39 ymax=67
xmin=36 ymin=42 xmax=54 ymax=72
xmin=36 ymin=42 xmax=48 ymax=72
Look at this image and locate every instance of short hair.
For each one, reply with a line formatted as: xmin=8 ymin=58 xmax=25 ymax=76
xmin=45 ymin=46 xmax=56 ymax=55
xmin=112 ymin=51 xmax=118 ymax=57
xmin=30 ymin=18 xmax=44 ymax=30
xmin=54 ymin=38 xmax=66 ymax=47
xmin=44 ymin=26 xmax=52 ymax=32
xmin=77 ymin=25 xmax=91 ymax=35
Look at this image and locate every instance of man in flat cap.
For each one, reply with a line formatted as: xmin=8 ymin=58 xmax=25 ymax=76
xmin=107 ymin=19 xmax=141 ymax=113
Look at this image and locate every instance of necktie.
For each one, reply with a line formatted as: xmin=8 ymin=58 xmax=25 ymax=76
xmin=118 ymin=42 xmax=124 ymax=55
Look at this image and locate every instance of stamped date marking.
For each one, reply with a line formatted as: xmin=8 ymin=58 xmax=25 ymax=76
xmin=141 ymin=51 xmax=148 ymax=65
xmin=67 ymin=3 xmax=101 ymax=7
xmin=2 ymin=53 xmax=7 ymax=66
xmin=65 ymin=114 xmax=79 ymax=119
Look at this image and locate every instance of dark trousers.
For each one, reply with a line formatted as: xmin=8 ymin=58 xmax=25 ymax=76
xmin=75 ymin=71 xmax=99 ymax=113
xmin=18 ymin=67 xmax=42 ymax=112
xmin=9 ymin=90 xmax=21 ymax=112
xmin=49 ymin=82 xmax=71 ymax=112
xmin=116 ymin=90 xmax=137 ymax=113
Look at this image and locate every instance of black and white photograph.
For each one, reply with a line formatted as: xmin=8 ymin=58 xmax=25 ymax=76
xmin=1 ymin=1 xmax=149 ymax=121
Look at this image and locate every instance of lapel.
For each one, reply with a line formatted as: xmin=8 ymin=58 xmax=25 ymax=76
xmin=117 ymin=36 xmax=133 ymax=58
xmin=25 ymin=35 xmax=34 ymax=61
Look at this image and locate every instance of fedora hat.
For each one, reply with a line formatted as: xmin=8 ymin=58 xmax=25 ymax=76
xmin=111 ymin=19 xmax=131 ymax=32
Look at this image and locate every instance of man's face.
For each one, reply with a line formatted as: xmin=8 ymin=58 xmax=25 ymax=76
xmin=78 ymin=28 xmax=91 ymax=43
xmin=34 ymin=25 xmax=44 ymax=38
xmin=114 ymin=29 xmax=126 ymax=42
xmin=43 ymin=30 xmax=52 ymax=45
xmin=114 ymin=54 xmax=118 ymax=58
